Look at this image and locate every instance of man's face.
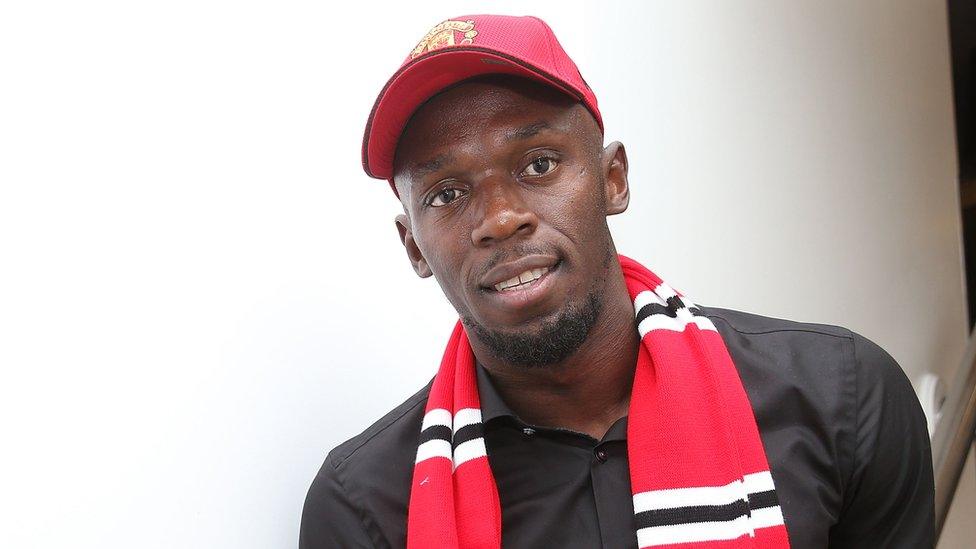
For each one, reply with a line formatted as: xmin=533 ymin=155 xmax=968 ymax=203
xmin=393 ymin=76 xmax=629 ymax=367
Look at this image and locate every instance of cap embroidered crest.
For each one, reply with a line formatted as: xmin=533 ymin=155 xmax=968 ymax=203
xmin=410 ymin=19 xmax=478 ymax=59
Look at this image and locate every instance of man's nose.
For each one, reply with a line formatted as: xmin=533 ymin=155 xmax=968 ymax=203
xmin=470 ymin=179 xmax=539 ymax=246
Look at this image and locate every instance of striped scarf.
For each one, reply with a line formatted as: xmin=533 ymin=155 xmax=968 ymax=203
xmin=406 ymin=255 xmax=791 ymax=548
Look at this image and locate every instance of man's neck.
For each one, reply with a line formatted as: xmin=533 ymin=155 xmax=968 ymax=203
xmin=470 ymin=268 xmax=640 ymax=441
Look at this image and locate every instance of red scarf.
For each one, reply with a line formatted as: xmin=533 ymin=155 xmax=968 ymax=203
xmin=406 ymin=255 xmax=791 ymax=548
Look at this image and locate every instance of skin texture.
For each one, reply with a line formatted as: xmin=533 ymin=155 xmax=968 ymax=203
xmin=392 ymin=75 xmax=640 ymax=439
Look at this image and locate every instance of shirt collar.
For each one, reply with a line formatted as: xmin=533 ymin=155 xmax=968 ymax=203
xmin=474 ymin=363 xmax=629 ymax=443
xmin=475 ymin=362 xmax=519 ymax=424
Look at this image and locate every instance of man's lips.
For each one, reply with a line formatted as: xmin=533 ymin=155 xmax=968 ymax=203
xmin=480 ymin=259 xmax=561 ymax=311
xmin=479 ymin=254 xmax=560 ymax=291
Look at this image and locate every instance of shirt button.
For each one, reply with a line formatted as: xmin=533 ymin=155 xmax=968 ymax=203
xmin=595 ymin=449 xmax=608 ymax=463
xmin=522 ymin=427 xmax=536 ymax=436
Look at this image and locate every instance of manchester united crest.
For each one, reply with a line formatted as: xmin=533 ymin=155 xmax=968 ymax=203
xmin=410 ymin=19 xmax=478 ymax=59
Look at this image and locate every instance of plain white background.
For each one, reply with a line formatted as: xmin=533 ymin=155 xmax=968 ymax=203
xmin=2 ymin=1 xmax=973 ymax=547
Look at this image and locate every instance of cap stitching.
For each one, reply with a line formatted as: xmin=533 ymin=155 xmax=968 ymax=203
xmin=532 ymin=16 xmax=561 ymax=81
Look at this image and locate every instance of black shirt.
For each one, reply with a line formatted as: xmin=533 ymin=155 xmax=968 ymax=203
xmin=300 ymin=306 xmax=935 ymax=548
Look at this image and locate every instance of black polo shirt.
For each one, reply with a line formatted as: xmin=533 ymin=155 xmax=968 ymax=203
xmin=300 ymin=306 xmax=935 ymax=548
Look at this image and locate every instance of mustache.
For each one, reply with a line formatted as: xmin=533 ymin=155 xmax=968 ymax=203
xmin=476 ymin=243 xmax=559 ymax=279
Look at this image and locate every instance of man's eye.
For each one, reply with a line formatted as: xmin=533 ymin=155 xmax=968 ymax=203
xmin=522 ymin=156 xmax=558 ymax=177
xmin=428 ymin=188 xmax=464 ymax=207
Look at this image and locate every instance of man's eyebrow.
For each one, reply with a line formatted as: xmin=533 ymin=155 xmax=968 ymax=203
xmin=411 ymin=153 xmax=454 ymax=178
xmin=506 ymin=121 xmax=551 ymax=142
xmin=408 ymin=121 xmax=552 ymax=179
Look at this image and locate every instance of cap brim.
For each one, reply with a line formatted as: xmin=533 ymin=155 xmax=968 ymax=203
xmin=361 ymin=46 xmax=584 ymax=180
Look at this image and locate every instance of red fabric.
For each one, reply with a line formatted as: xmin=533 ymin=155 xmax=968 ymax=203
xmin=362 ymin=14 xmax=602 ymax=180
xmin=406 ymin=255 xmax=791 ymax=548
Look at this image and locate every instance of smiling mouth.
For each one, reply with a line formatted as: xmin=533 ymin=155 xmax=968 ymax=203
xmin=492 ymin=267 xmax=551 ymax=292
xmin=478 ymin=258 xmax=562 ymax=311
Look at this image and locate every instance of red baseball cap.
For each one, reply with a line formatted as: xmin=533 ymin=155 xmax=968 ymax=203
xmin=361 ymin=14 xmax=603 ymax=187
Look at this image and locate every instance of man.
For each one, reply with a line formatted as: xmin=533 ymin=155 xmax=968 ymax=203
xmin=300 ymin=14 xmax=934 ymax=548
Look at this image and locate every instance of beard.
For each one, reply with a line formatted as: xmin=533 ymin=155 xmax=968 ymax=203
xmin=461 ymin=289 xmax=604 ymax=368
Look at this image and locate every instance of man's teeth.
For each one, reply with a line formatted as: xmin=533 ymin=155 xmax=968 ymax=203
xmin=493 ymin=267 xmax=550 ymax=292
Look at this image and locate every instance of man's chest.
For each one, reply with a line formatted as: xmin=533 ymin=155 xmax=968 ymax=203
xmin=482 ymin=412 xmax=841 ymax=549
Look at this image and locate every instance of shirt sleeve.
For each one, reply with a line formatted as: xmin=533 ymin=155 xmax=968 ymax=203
xmin=828 ymin=331 xmax=935 ymax=548
xmin=299 ymin=452 xmax=375 ymax=549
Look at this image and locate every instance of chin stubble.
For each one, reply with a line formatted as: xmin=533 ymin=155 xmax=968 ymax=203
xmin=461 ymin=289 xmax=604 ymax=369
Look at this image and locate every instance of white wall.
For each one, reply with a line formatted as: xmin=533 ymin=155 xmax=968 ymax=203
xmin=1 ymin=1 xmax=969 ymax=547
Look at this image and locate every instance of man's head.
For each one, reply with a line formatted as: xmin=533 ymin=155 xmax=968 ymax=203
xmin=363 ymin=16 xmax=631 ymax=368
xmin=392 ymin=74 xmax=630 ymax=367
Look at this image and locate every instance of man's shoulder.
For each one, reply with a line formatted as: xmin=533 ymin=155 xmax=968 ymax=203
xmin=700 ymin=303 xmax=865 ymax=375
xmin=698 ymin=304 xmax=865 ymax=423
xmin=699 ymin=303 xmax=902 ymax=384
xmin=701 ymin=304 xmax=854 ymax=341
xmin=301 ymin=381 xmax=433 ymax=548
xmin=326 ymin=378 xmax=433 ymax=468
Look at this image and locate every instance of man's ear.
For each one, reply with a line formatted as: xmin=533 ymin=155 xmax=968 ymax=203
xmin=395 ymin=214 xmax=433 ymax=278
xmin=602 ymin=141 xmax=630 ymax=216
